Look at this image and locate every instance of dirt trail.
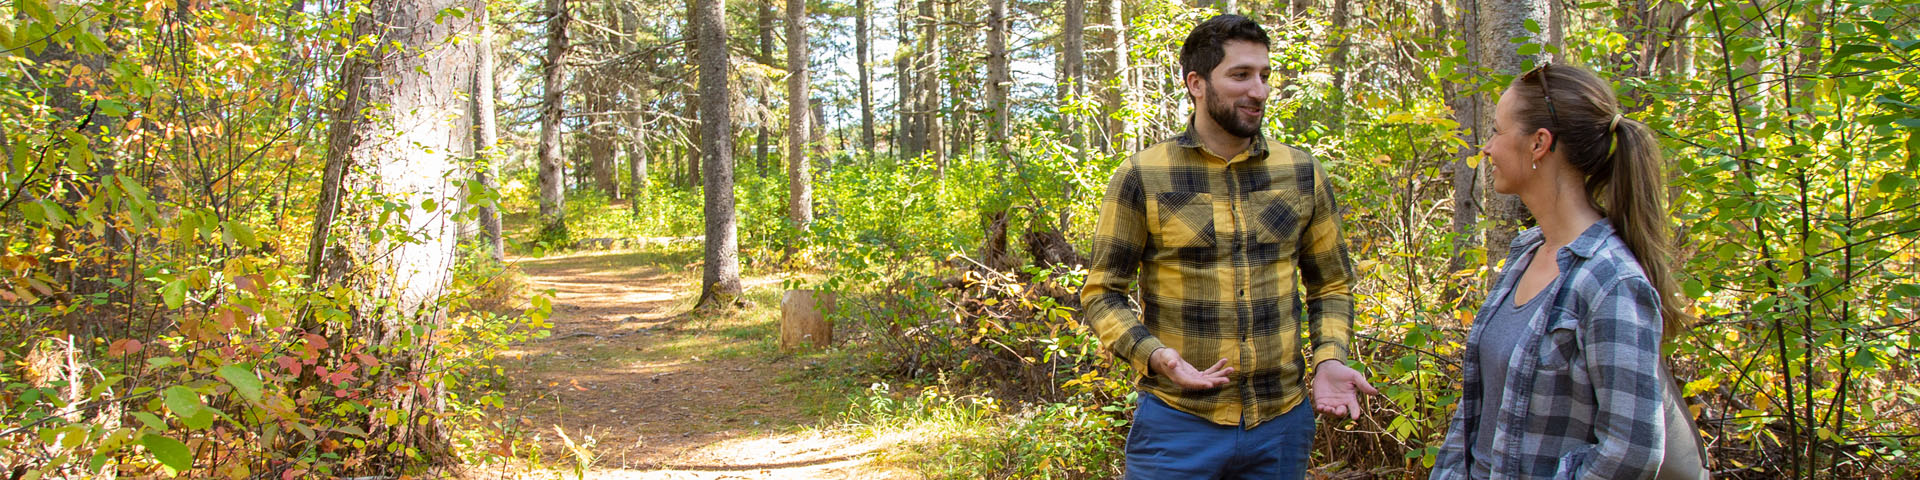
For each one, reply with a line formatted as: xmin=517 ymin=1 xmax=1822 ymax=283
xmin=490 ymin=249 xmax=913 ymax=479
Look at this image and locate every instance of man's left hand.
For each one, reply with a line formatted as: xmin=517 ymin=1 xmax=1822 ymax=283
xmin=1311 ymin=360 xmax=1378 ymax=420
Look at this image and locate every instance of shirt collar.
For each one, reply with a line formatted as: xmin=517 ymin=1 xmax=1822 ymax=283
xmin=1174 ymin=117 xmax=1269 ymax=164
xmin=1510 ymin=218 xmax=1619 ymax=261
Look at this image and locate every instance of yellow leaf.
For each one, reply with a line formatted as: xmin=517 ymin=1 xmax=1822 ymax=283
xmin=1466 ymin=152 xmax=1481 ymax=169
xmin=1752 ymin=392 xmax=1771 ymax=412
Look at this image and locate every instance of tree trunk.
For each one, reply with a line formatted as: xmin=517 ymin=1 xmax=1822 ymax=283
xmin=857 ymin=0 xmax=876 ymax=156
xmin=1476 ymin=0 xmax=1552 ymax=265
xmin=987 ymin=0 xmax=1010 ymax=155
xmin=896 ymin=0 xmax=916 ymax=159
xmin=787 ymin=0 xmax=814 ymax=233
xmin=1062 ymin=0 xmax=1085 ymax=151
xmin=1102 ymin=0 xmax=1130 ymax=154
xmin=537 ymin=0 xmax=571 ymax=239
xmin=587 ymin=81 xmax=618 ymax=197
xmin=307 ymin=0 xmax=481 ymax=463
xmin=918 ymin=0 xmax=944 ymax=173
xmin=1328 ymin=0 xmax=1351 ymax=128
xmin=472 ymin=4 xmax=504 ymax=262
xmin=618 ymin=1 xmax=649 ymax=214
xmin=685 ymin=0 xmax=704 ymax=189
xmin=696 ymin=0 xmax=742 ymax=308
xmin=759 ymin=0 xmax=775 ymax=174
xmin=1441 ymin=0 xmax=1482 ymax=306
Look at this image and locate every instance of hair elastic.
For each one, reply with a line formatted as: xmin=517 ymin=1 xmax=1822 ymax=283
xmin=1605 ymin=113 xmax=1624 ymax=157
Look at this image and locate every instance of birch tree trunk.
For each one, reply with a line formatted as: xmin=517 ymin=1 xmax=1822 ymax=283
xmin=306 ymin=0 xmax=482 ymax=461
xmin=1477 ymin=0 xmax=1552 ymax=265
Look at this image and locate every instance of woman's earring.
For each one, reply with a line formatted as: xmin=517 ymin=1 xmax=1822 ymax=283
xmin=1531 ymin=161 xmax=1538 ymax=171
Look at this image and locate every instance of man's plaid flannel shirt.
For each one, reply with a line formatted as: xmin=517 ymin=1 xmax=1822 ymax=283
xmin=1079 ymin=128 xmax=1356 ymax=428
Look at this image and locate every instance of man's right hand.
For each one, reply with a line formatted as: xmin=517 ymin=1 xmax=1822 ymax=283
xmin=1150 ymin=347 xmax=1234 ymax=390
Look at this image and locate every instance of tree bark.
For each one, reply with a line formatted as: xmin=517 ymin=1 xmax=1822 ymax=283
xmin=684 ymin=0 xmax=704 ymax=189
xmin=987 ymin=0 xmax=1010 ymax=154
xmin=759 ymin=0 xmax=775 ymax=174
xmin=1102 ymin=0 xmax=1130 ymax=154
xmin=918 ymin=0 xmax=944 ymax=172
xmin=1442 ymin=0 xmax=1484 ymax=306
xmin=1476 ymin=0 xmax=1552 ymax=266
xmin=696 ymin=0 xmax=742 ymax=308
xmin=1328 ymin=0 xmax=1351 ymax=128
xmin=306 ymin=0 xmax=482 ymax=462
xmin=787 ymin=0 xmax=814 ymax=233
xmin=896 ymin=0 xmax=916 ymax=159
xmin=537 ymin=0 xmax=571 ymax=239
xmin=1062 ymin=0 xmax=1085 ymax=151
xmin=472 ymin=3 xmax=504 ymax=262
xmin=857 ymin=0 xmax=876 ymax=156
xmin=619 ymin=3 xmax=649 ymax=215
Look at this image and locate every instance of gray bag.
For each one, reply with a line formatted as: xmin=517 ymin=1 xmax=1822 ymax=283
xmin=1655 ymin=359 xmax=1711 ymax=480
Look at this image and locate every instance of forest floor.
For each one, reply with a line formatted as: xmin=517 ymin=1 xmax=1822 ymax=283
xmin=477 ymin=246 xmax=918 ymax=479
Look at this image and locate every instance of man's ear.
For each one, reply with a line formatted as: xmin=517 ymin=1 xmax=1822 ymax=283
xmin=1185 ymin=71 xmax=1206 ymax=101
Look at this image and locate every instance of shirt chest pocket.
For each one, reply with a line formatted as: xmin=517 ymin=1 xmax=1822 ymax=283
xmin=1248 ymin=189 xmax=1313 ymax=248
xmin=1536 ymin=311 xmax=1583 ymax=372
xmin=1147 ymin=191 xmax=1216 ymax=248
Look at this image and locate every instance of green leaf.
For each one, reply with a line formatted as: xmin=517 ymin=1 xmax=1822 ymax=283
xmin=1892 ymin=283 xmax=1920 ymax=299
xmin=1876 ymin=173 xmax=1908 ymax=194
xmin=65 ymin=141 xmax=92 ymax=171
xmin=1523 ymin=18 xmax=1542 ymax=34
xmin=181 ymin=408 xmax=215 ymax=430
xmin=1849 ymin=349 xmax=1881 ymax=370
xmin=163 ymin=385 xmax=203 ymax=418
xmin=132 ymin=411 xmax=166 ymax=430
xmin=1516 ymin=43 xmax=1542 ymax=56
xmin=161 ymin=279 xmax=186 ymax=310
xmin=1877 ymin=95 xmax=1920 ymax=113
xmin=223 ymin=221 xmax=259 ymax=248
xmin=1683 ymin=278 xmax=1706 ymax=299
xmin=1907 ymin=130 xmax=1919 ymax=167
xmin=139 ymin=434 xmax=192 ymax=474
xmin=1833 ymin=44 xmax=1882 ymax=60
xmin=217 ymin=365 xmax=263 ymax=402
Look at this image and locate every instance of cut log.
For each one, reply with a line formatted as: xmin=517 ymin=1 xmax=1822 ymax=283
xmin=779 ymin=289 xmax=836 ymax=351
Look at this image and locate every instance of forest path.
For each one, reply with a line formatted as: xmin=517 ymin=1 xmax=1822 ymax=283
xmin=488 ymin=247 xmax=914 ymax=479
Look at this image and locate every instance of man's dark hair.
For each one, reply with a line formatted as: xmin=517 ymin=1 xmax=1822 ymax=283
xmin=1179 ymin=14 xmax=1271 ymax=80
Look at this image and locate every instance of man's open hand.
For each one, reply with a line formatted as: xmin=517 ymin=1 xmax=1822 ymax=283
xmin=1311 ymin=360 xmax=1378 ymax=419
xmin=1150 ymin=348 xmax=1234 ymax=391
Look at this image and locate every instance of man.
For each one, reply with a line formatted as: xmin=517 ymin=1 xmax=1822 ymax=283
xmin=1080 ymin=14 xmax=1377 ymax=479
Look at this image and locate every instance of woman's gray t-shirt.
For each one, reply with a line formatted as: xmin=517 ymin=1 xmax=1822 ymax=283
xmin=1470 ymin=247 xmax=1550 ymax=479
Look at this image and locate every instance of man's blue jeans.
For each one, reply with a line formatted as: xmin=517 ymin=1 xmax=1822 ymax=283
xmin=1124 ymin=393 xmax=1315 ymax=480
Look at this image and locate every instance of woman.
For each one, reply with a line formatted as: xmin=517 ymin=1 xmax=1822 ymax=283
xmin=1428 ymin=63 xmax=1705 ymax=480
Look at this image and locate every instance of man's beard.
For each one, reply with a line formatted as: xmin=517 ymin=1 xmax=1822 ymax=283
xmin=1205 ymin=82 xmax=1263 ymax=139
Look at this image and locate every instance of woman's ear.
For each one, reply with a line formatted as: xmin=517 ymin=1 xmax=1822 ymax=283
xmin=1532 ymin=127 xmax=1555 ymax=155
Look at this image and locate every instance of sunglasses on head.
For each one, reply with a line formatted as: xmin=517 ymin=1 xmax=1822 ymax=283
xmin=1522 ymin=61 xmax=1560 ymax=152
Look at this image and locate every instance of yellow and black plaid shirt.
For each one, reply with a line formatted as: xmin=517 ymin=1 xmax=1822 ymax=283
xmin=1080 ymin=127 xmax=1356 ymax=428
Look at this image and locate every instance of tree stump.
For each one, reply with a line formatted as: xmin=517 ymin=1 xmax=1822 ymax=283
xmin=780 ymin=289 xmax=835 ymax=352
